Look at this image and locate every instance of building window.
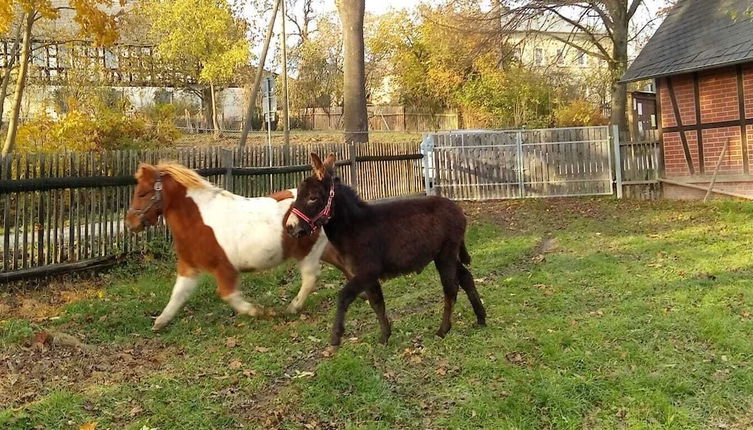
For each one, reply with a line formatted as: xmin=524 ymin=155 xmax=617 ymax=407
xmin=556 ymin=49 xmax=565 ymax=66
xmin=575 ymin=51 xmax=588 ymax=67
xmin=534 ymin=48 xmax=544 ymax=66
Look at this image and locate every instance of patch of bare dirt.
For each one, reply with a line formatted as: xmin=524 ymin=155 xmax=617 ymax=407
xmin=0 ymin=335 xmax=175 ymax=408
xmin=0 ymin=280 xmax=105 ymax=321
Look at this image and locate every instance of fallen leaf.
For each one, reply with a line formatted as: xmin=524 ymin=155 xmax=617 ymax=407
xmin=435 ymin=367 xmax=447 ymax=376
xmin=254 ymin=346 xmax=270 ymax=353
xmin=292 ymin=370 xmax=315 ymax=379
xmin=229 ymin=360 xmax=243 ymax=369
xmin=322 ymin=346 xmax=336 ymax=357
xmin=225 ymin=337 xmax=238 ymax=348
xmin=79 ymin=423 xmax=97 ymax=430
xmin=243 ymin=369 xmax=257 ymax=377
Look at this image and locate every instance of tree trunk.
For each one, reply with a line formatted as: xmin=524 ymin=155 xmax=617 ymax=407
xmin=210 ymin=81 xmax=222 ymax=139
xmin=336 ymin=0 xmax=368 ymax=144
xmin=609 ymin=7 xmax=629 ymax=132
xmin=2 ymin=13 xmax=34 ymax=157
xmin=239 ymin=0 xmax=281 ymax=147
xmin=0 ymin=18 xmax=24 ymax=131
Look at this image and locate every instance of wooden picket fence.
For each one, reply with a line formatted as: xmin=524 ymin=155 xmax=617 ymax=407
xmin=0 ymin=142 xmax=424 ymax=281
xmin=618 ymin=130 xmax=662 ymax=199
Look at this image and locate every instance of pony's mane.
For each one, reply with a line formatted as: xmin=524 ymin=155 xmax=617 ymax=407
xmin=136 ymin=162 xmax=214 ymax=190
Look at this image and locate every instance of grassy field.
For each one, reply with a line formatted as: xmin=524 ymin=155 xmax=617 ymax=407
xmin=2 ymin=198 xmax=753 ymax=429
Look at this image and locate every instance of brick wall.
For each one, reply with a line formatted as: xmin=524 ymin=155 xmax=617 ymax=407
xmin=658 ymin=65 xmax=753 ymax=179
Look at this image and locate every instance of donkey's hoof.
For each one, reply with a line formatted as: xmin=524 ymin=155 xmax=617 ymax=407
xmin=435 ymin=329 xmax=448 ymax=338
xmin=285 ymin=303 xmax=301 ymax=315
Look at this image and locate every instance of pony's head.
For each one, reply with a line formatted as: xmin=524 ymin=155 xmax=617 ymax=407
xmin=126 ymin=162 xmax=212 ymax=232
xmin=286 ymin=152 xmax=336 ymax=238
xmin=126 ymin=164 xmax=164 ymax=232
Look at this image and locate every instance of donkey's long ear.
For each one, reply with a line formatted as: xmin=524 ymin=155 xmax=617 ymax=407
xmin=310 ymin=153 xmax=326 ymax=180
xmin=323 ymin=152 xmax=336 ymax=171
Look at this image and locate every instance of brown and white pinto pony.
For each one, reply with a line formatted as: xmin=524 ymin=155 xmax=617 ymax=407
xmin=126 ymin=162 xmax=346 ymax=331
xmin=285 ymin=153 xmax=487 ymax=347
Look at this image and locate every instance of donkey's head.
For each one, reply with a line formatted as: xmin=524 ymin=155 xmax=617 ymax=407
xmin=286 ymin=152 xmax=336 ymax=238
xmin=126 ymin=164 xmax=164 ymax=232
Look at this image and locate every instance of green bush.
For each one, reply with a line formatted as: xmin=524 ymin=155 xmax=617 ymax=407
xmin=553 ymin=99 xmax=609 ymax=127
xmin=16 ymin=106 xmax=182 ymax=153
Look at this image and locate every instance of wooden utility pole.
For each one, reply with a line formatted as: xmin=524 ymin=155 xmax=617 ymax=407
xmin=281 ymin=0 xmax=291 ymax=147
xmin=239 ymin=0 xmax=281 ymax=147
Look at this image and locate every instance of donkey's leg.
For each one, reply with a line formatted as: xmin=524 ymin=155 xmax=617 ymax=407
xmin=365 ymin=282 xmax=392 ymax=345
xmin=457 ymin=263 xmax=487 ymax=326
xmin=287 ymin=256 xmax=322 ymax=314
xmin=153 ymin=263 xmax=200 ymax=331
xmin=331 ymin=277 xmax=370 ymax=346
xmin=435 ymin=255 xmax=460 ymax=338
xmin=215 ymin=266 xmax=263 ymax=317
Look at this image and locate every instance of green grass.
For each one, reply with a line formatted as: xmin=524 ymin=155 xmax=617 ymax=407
xmin=3 ymin=198 xmax=753 ymax=429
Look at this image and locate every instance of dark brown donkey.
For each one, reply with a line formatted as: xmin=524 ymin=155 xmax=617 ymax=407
xmin=285 ymin=153 xmax=486 ymax=346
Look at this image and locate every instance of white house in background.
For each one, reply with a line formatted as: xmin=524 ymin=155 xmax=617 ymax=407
xmin=505 ymin=12 xmax=612 ymax=105
xmin=0 ymin=1 xmax=249 ymax=126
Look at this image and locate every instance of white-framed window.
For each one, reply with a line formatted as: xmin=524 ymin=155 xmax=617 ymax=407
xmin=534 ymin=48 xmax=544 ymax=66
xmin=556 ymin=49 xmax=565 ymax=66
xmin=575 ymin=51 xmax=588 ymax=67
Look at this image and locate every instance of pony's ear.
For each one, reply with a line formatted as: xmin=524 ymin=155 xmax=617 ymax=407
xmin=135 ymin=163 xmax=155 ymax=180
xmin=323 ymin=153 xmax=336 ymax=171
xmin=310 ymin=153 xmax=326 ymax=180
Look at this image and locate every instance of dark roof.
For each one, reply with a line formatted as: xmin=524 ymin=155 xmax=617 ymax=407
xmin=621 ymin=0 xmax=753 ymax=83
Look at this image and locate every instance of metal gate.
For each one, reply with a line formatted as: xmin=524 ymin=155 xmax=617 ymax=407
xmin=421 ymin=126 xmax=614 ymax=200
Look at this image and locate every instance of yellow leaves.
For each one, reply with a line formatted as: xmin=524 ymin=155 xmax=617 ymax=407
xmin=143 ymin=0 xmax=250 ymax=84
xmin=70 ymin=0 xmax=119 ymax=46
xmin=79 ymin=422 xmax=98 ymax=430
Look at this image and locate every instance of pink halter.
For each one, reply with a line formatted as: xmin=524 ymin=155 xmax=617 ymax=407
xmin=291 ymin=183 xmax=335 ymax=232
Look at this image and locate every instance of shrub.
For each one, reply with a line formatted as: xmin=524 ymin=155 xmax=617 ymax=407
xmin=553 ymin=99 xmax=608 ymax=127
xmin=16 ymin=106 xmax=181 ymax=153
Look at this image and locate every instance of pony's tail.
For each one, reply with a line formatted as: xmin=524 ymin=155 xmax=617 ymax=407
xmin=459 ymin=241 xmax=471 ymax=266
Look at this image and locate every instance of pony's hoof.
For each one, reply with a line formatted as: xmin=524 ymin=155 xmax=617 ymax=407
xmin=285 ymin=303 xmax=301 ymax=315
xmin=246 ymin=306 xmax=264 ymax=318
xmin=152 ymin=318 xmax=169 ymax=332
xmin=435 ymin=329 xmax=447 ymax=338
xmin=265 ymin=308 xmax=278 ymax=317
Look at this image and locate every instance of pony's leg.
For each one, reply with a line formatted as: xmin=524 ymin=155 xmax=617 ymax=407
xmin=153 ymin=263 xmax=200 ymax=331
xmin=286 ymin=256 xmax=322 ymax=314
xmin=435 ymin=255 xmax=460 ymax=338
xmin=364 ymin=282 xmax=392 ymax=345
xmin=331 ymin=276 xmax=370 ymax=346
xmin=457 ymin=263 xmax=487 ymax=326
xmin=215 ymin=266 xmax=263 ymax=317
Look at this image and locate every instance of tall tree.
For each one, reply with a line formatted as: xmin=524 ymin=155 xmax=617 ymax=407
xmin=505 ymin=0 xmax=650 ymax=131
xmin=1 ymin=0 xmax=120 ymax=156
xmin=336 ymin=0 xmax=368 ymax=144
xmin=144 ymin=0 xmax=250 ymax=139
xmin=0 ymin=18 xmax=23 ymax=132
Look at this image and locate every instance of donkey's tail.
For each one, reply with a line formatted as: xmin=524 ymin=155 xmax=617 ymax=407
xmin=459 ymin=240 xmax=471 ymax=266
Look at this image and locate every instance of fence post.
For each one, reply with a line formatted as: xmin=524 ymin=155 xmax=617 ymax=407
xmin=222 ymin=148 xmax=234 ymax=193
xmin=348 ymin=142 xmax=358 ymax=190
xmin=516 ymin=130 xmax=525 ymax=198
xmin=612 ymin=124 xmax=623 ymax=199
xmin=420 ymin=134 xmax=435 ymax=195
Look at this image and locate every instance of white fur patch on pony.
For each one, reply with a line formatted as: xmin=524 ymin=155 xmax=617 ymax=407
xmin=186 ymin=188 xmax=298 ymax=271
